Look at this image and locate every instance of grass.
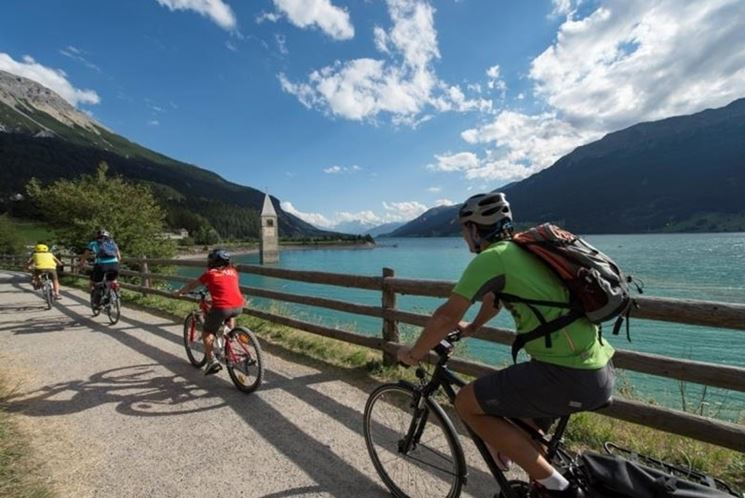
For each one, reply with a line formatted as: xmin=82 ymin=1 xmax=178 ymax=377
xmin=0 ymin=379 xmax=54 ymax=498
xmin=7 ymin=218 xmax=56 ymax=247
xmin=59 ymin=276 xmax=745 ymax=491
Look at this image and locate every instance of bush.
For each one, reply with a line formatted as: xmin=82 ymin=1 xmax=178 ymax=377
xmin=0 ymin=215 xmax=25 ymax=255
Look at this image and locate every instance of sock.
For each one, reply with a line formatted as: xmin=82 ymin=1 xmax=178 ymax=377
xmin=537 ymin=469 xmax=569 ymax=491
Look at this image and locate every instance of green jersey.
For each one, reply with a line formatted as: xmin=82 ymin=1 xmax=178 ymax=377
xmin=452 ymin=240 xmax=614 ymax=369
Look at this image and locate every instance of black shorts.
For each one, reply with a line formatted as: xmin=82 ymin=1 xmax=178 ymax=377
xmin=473 ymin=360 xmax=614 ymax=425
xmin=203 ymin=307 xmax=242 ymax=334
xmin=91 ymin=263 xmax=119 ymax=283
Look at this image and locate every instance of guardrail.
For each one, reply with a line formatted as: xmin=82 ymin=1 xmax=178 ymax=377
xmin=5 ymin=253 xmax=745 ymax=452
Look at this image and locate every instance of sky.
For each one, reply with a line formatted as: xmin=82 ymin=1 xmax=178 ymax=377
xmin=2 ymin=0 xmax=745 ymax=229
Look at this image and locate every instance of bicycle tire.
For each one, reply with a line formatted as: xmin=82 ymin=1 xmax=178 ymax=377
xmin=90 ymin=289 xmax=101 ymax=317
xmin=363 ymin=382 xmax=466 ymax=498
xmin=107 ymin=292 xmax=121 ymax=325
xmin=43 ymin=281 xmax=53 ymax=310
xmin=183 ymin=312 xmax=207 ymax=367
xmin=226 ymin=327 xmax=264 ymax=393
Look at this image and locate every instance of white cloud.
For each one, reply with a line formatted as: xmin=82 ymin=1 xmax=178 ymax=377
xmin=485 ymin=64 xmax=507 ymax=96
xmin=428 ymin=152 xmax=479 ymax=172
xmin=435 ymin=198 xmax=455 ymax=206
xmin=280 ymin=0 xmax=490 ymax=124
xmin=283 ymin=198 xmax=438 ymax=230
xmin=322 ymin=164 xmax=361 ymax=174
xmin=155 ymin=0 xmax=237 ymax=30
xmin=275 ymin=34 xmax=288 ymax=55
xmin=427 ymin=186 xmax=442 ymax=193
xmin=0 ymin=53 xmax=100 ymax=107
xmin=225 ymin=40 xmax=238 ymax=52
xmin=281 ymin=201 xmax=335 ymax=228
xmin=531 ymin=0 xmax=745 ymax=133
xmin=256 ymin=11 xmax=281 ymax=23
xmin=59 ymin=46 xmax=101 ymax=73
xmin=437 ymin=0 xmax=745 ymax=184
xmin=148 ymin=119 xmax=160 ymax=126
xmin=268 ymin=0 xmax=354 ymax=40
xmin=383 ymin=200 xmax=428 ymax=220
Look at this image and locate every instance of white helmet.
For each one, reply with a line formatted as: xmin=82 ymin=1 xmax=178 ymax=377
xmin=458 ymin=192 xmax=512 ymax=228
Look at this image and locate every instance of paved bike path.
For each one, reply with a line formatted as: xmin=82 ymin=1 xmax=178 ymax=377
xmin=0 ymin=271 xmax=500 ymax=497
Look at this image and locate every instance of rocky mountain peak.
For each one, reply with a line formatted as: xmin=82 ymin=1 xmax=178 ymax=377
xmin=0 ymin=69 xmax=100 ymax=133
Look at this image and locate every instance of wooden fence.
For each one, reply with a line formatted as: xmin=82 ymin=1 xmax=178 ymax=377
xmin=3 ymin=253 xmax=745 ymax=453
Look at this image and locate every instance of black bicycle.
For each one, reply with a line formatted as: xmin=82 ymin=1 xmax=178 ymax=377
xmin=362 ymin=332 xmax=740 ymax=498
xmin=39 ymin=272 xmax=54 ymax=310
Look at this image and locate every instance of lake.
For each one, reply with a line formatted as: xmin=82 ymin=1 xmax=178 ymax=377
xmin=177 ymin=233 xmax=745 ymax=420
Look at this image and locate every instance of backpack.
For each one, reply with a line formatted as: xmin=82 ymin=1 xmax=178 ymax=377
xmin=97 ymin=238 xmax=119 ymax=259
xmin=498 ymin=224 xmax=640 ymax=363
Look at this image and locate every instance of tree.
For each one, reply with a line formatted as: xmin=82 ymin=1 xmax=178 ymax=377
xmin=0 ymin=215 xmax=25 ymax=255
xmin=27 ymin=163 xmax=175 ymax=257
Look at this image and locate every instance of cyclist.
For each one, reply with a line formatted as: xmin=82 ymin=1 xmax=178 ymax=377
xmin=83 ymin=229 xmax=121 ymax=309
xmin=26 ymin=243 xmax=63 ymax=299
xmin=397 ymin=192 xmax=614 ymax=498
xmin=176 ymin=249 xmax=245 ymax=375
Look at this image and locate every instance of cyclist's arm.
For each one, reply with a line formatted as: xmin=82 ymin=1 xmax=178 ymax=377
xmin=25 ymin=257 xmax=34 ymax=270
xmin=53 ymin=255 xmax=64 ymax=267
xmin=405 ymin=294 xmax=471 ymax=362
xmin=459 ymin=292 xmax=501 ymax=337
xmin=176 ymin=279 xmax=201 ymax=295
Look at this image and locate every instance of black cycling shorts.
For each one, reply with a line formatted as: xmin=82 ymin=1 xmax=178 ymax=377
xmin=203 ymin=307 xmax=242 ymax=334
xmin=91 ymin=263 xmax=119 ymax=283
xmin=473 ymin=359 xmax=614 ymax=426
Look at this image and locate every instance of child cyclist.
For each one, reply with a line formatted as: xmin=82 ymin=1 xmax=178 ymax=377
xmin=177 ymin=249 xmax=245 ymax=375
xmin=26 ymin=244 xmax=64 ymax=300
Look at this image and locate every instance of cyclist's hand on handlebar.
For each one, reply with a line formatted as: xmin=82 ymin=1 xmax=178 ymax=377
xmin=456 ymin=321 xmax=475 ymax=337
xmin=397 ymin=346 xmax=421 ymax=367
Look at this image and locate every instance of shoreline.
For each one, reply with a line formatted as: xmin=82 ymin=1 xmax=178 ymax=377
xmin=175 ymin=242 xmax=375 ymax=261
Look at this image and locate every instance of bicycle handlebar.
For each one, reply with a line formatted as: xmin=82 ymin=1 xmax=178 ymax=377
xmin=183 ymin=290 xmax=209 ymax=299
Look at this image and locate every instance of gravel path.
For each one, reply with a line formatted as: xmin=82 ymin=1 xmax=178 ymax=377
xmin=0 ymin=270 xmax=504 ymax=497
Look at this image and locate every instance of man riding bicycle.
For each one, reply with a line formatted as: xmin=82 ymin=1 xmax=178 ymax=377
xmin=83 ymin=229 xmax=121 ymax=309
xmin=398 ymin=192 xmax=615 ymax=498
xmin=26 ymin=244 xmax=63 ymax=300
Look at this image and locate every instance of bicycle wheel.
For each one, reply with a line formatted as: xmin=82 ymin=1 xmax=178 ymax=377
xmin=43 ymin=281 xmax=53 ymax=310
xmin=364 ymin=382 xmax=466 ymax=498
xmin=107 ymin=291 xmax=121 ymax=325
xmin=90 ymin=288 xmax=101 ymax=316
xmin=225 ymin=327 xmax=264 ymax=393
xmin=183 ymin=312 xmax=206 ymax=368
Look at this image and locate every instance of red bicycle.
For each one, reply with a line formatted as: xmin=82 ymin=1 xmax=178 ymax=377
xmin=183 ymin=290 xmax=264 ymax=393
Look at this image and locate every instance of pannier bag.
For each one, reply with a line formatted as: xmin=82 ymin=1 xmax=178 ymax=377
xmin=580 ymin=451 xmax=739 ymax=498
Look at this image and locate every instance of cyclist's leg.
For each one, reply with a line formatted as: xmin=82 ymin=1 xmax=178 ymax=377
xmin=455 ymin=383 xmax=555 ymax=479
xmin=50 ymin=270 xmax=60 ymax=297
xmin=90 ymin=264 xmax=103 ymax=292
xmin=455 ymin=360 xmax=614 ymax=485
xmin=202 ymin=308 xmax=227 ymax=360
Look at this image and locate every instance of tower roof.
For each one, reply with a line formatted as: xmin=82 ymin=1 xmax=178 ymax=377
xmin=261 ymin=193 xmax=277 ymax=217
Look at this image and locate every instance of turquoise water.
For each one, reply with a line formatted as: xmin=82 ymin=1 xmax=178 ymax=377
xmin=178 ymin=234 xmax=745 ymax=420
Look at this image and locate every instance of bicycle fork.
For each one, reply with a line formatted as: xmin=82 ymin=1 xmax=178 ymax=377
xmin=399 ymin=390 xmax=432 ymax=455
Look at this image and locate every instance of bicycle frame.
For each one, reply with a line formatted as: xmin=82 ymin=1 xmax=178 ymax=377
xmin=188 ymin=291 xmax=248 ymax=366
xmin=407 ymin=337 xmax=575 ymax=498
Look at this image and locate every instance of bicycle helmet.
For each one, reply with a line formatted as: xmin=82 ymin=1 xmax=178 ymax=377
xmin=207 ymin=248 xmax=231 ymax=268
xmin=458 ymin=192 xmax=512 ymax=228
xmin=97 ymin=229 xmax=111 ymax=239
xmin=35 ymin=244 xmax=49 ymax=252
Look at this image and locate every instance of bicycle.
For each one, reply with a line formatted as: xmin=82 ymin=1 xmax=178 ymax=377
xmin=91 ymin=271 xmax=121 ymax=325
xmin=363 ymin=332 xmax=741 ymax=498
xmin=182 ymin=290 xmax=264 ymax=393
xmin=39 ymin=272 xmax=54 ymax=310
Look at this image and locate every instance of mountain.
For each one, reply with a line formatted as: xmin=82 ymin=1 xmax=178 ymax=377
xmin=366 ymin=222 xmax=405 ymax=237
xmin=392 ymin=98 xmax=745 ymax=236
xmin=0 ymin=70 xmax=339 ymax=239
xmin=387 ymin=205 xmax=459 ymax=237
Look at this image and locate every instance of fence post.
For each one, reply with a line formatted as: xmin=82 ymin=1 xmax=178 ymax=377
xmin=141 ymin=256 xmax=150 ymax=292
xmin=382 ymin=267 xmax=400 ymax=366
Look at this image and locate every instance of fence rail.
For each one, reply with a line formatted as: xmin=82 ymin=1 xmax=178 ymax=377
xmin=5 ymin=254 xmax=745 ymax=452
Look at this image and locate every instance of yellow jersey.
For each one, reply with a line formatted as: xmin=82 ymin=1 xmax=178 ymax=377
xmin=31 ymin=252 xmax=57 ymax=270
